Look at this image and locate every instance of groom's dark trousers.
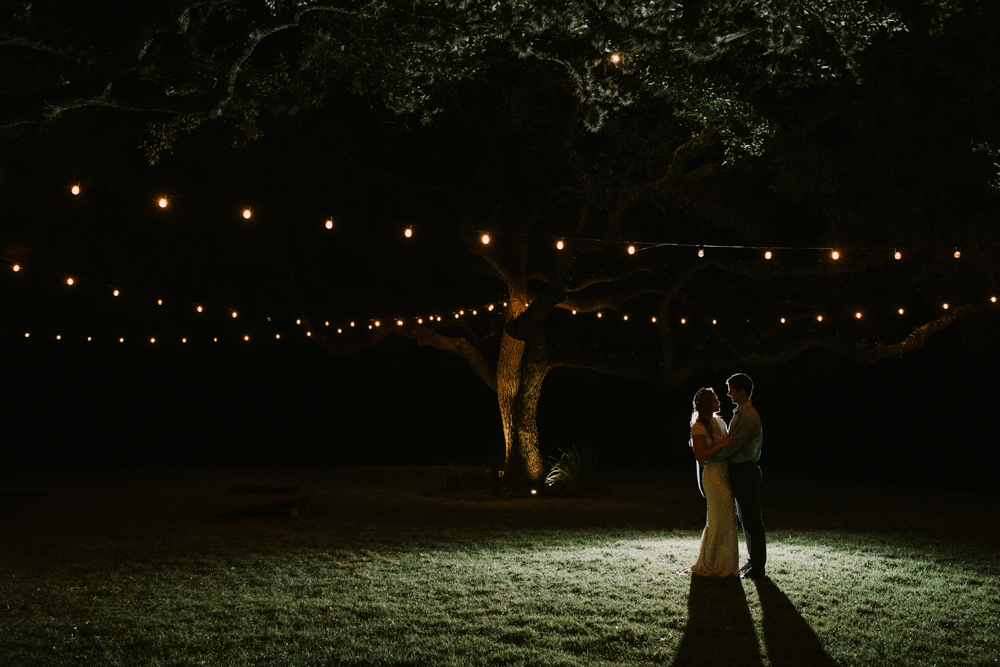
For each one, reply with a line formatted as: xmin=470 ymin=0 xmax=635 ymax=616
xmin=730 ymin=460 xmax=766 ymax=573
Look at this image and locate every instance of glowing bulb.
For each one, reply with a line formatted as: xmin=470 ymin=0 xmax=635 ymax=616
xmin=531 ymin=489 xmax=537 ymax=495
xmin=244 ymin=335 xmax=249 ymax=341
xmin=119 ymin=337 xmax=124 ymax=343
xmin=12 ymin=264 xmax=19 ymax=272
xmin=368 ymin=325 xmax=372 ymax=329
xmin=455 ymin=313 xmax=460 ymax=319
xmin=404 ymin=227 xmax=412 ymax=238
xmin=943 ymin=303 xmax=949 ymax=309
xmin=276 ymin=334 xmax=281 ymax=339
xmin=87 ymin=337 xmax=91 ymax=342
xmin=243 ymin=208 xmax=252 ymax=219
xmin=307 ymin=331 xmax=312 ymax=336
xmin=350 ymin=322 xmax=355 ymax=327
xmin=894 ymin=249 xmax=901 ymax=260
xmin=698 ymin=246 xmax=705 ymax=258
xmin=213 ymin=338 xmax=217 ymax=342
xmin=325 ymin=321 xmax=329 ymax=327
xmin=157 ymin=299 xmax=163 ymax=305
xmin=481 ymin=234 xmax=490 ymax=245
xmin=196 ymin=306 xmax=203 ymax=313
xmin=764 ymin=248 xmax=772 ymax=260
xmin=231 ymin=311 xmax=237 ymax=318
xmin=780 ymin=318 xmax=786 ymax=324
xmin=24 ymin=333 xmax=29 ymax=338
xmin=325 ymin=219 xmax=334 ymax=230
xmin=503 ymin=302 xmax=508 ymax=307
xmin=651 ymin=317 xmax=657 ymax=323
xmin=296 ymin=319 xmax=301 ymax=325
xmin=397 ymin=320 xmax=404 ymax=326
xmin=417 ymin=319 xmax=423 ymax=324
xmin=831 ymin=250 xmax=840 ymax=260
xmin=597 ymin=312 xmax=602 ymax=318
xmin=56 ymin=335 xmax=61 ymax=340
xmin=182 ymin=338 xmax=187 ymax=343
xmin=680 ymin=318 xmax=686 ymax=324
xmin=113 ymin=289 xmax=119 ymax=296
xmin=817 ymin=315 xmax=823 ymax=322
xmin=71 ymin=184 xmax=80 ymax=195
xmin=150 ymin=337 xmax=156 ymax=343
xmin=992 ymin=297 xmax=997 ymax=303
xmin=337 ymin=328 xmax=343 ymax=333
xmin=628 ymin=245 xmax=635 ymax=255
xmin=712 ymin=319 xmax=717 ymax=325
xmin=610 ymin=53 xmax=621 ymax=64
xmin=375 ymin=321 xmax=381 ymax=327
xmin=898 ymin=308 xmax=905 ymax=315
xmin=623 ymin=315 xmax=629 ymax=321
xmin=855 ymin=312 xmax=862 ymax=319
xmin=556 ymin=240 xmax=564 ymax=250
xmin=954 ymin=249 xmax=961 ymax=259
xmin=158 ymin=197 xmax=168 ymax=208
xmin=436 ymin=316 xmax=441 ymax=322
xmin=66 ymin=278 xmax=74 ymax=285
xmin=488 ymin=305 xmax=494 ymax=311
xmin=472 ymin=310 xmax=477 ymax=315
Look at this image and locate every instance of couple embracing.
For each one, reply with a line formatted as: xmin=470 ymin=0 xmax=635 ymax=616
xmin=682 ymin=373 xmax=766 ymax=580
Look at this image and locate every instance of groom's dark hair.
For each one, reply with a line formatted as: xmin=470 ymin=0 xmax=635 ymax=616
xmin=727 ymin=373 xmax=754 ymax=397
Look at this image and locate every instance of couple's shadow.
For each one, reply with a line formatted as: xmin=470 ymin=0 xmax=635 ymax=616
xmin=671 ymin=575 xmax=837 ymax=666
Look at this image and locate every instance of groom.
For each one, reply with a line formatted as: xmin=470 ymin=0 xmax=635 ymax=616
xmin=712 ymin=373 xmax=766 ymax=579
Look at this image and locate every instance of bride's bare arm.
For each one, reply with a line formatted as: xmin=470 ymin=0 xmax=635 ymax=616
xmin=692 ymin=434 xmax=735 ymax=463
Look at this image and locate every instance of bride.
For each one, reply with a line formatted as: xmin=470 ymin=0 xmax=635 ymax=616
xmin=681 ymin=387 xmax=740 ymax=577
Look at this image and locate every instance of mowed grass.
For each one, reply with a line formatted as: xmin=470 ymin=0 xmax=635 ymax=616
xmin=0 ymin=466 xmax=997 ymax=666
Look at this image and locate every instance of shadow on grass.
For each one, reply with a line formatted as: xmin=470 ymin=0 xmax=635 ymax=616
xmin=754 ymin=578 xmax=838 ymax=667
xmin=672 ymin=575 xmax=761 ymax=666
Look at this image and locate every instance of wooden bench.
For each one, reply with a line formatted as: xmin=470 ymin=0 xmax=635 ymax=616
xmin=214 ymin=496 xmax=310 ymax=520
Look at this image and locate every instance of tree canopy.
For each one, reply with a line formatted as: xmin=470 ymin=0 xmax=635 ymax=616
xmin=3 ymin=0 xmax=999 ymax=482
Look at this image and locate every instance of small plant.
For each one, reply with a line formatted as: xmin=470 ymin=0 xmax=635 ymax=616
xmin=545 ymin=443 xmax=599 ymax=495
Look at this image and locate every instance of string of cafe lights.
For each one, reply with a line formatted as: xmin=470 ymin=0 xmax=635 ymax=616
xmin=5 ymin=182 xmax=989 ymax=344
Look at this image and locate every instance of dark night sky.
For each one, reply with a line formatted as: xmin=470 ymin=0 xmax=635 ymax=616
xmin=2 ymin=6 xmax=999 ymax=494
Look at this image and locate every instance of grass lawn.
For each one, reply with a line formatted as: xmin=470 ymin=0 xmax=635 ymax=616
xmin=1 ymin=466 xmax=997 ymax=666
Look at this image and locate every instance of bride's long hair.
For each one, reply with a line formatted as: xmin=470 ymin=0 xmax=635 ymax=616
xmin=689 ymin=387 xmax=721 ymax=444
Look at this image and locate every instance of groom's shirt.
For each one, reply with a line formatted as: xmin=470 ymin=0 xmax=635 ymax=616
xmin=710 ymin=400 xmax=762 ymax=465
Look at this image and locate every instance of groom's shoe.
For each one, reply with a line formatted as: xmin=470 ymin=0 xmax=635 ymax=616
xmin=739 ymin=561 xmax=752 ymax=573
xmin=741 ymin=568 xmax=765 ymax=580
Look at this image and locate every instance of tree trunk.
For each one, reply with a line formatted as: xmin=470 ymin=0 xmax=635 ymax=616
xmin=497 ymin=298 xmax=548 ymax=487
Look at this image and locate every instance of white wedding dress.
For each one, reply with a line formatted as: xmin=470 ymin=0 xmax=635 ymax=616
xmin=686 ymin=417 xmax=739 ymax=577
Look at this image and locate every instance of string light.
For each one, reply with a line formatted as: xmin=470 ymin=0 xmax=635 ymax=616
xmin=244 ymin=335 xmax=250 ymax=341
xmin=623 ymin=315 xmax=629 ymax=321
xmin=712 ymin=319 xmax=717 ymax=325
xmin=182 ymin=338 xmax=187 ymax=343
xmin=651 ymin=317 xmax=657 ymax=323
xmin=306 ymin=331 xmax=312 ymax=336
xmin=894 ymin=249 xmax=902 ymax=260
xmin=242 ymin=208 xmax=252 ymax=219
xmin=488 ymin=305 xmax=494 ymax=311
xmin=13 ymin=264 xmax=20 ymax=272
xmin=66 ymin=278 xmax=74 ymax=285
xmin=764 ymin=248 xmax=772 ymax=260
xmin=119 ymin=337 xmax=124 ymax=343
xmin=698 ymin=246 xmax=705 ymax=258
xmin=481 ymin=234 xmax=490 ymax=245
xmin=158 ymin=197 xmax=168 ymax=208
xmin=375 ymin=321 xmax=381 ymax=327
xmin=628 ymin=245 xmax=636 ymax=255
xmin=296 ymin=319 xmax=301 ymax=325
xmin=817 ymin=315 xmax=823 ymax=321
xmin=56 ymin=335 xmax=61 ymax=340
xmin=597 ymin=312 xmax=602 ymax=318
xmin=397 ymin=320 xmax=404 ymax=326
xmin=610 ymin=53 xmax=622 ymax=64
xmin=954 ymin=248 xmax=961 ymax=259
xmin=24 ymin=333 xmax=29 ymax=338
xmin=831 ymin=250 xmax=840 ymax=260
xmin=71 ymin=184 xmax=80 ymax=195
xmin=276 ymin=334 xmax=281 ymax=339
xmin=325 ymin=321 xmax=329 ymax=326
xmin=197 ymin=306 xmax=203 ymax=313
xmin=231 ymin=311 xmax=237 ymax=318
xmin=943 ymin=303 xmax=949 ymax=309
xmin=992 ymin=297 xmax=997 ymax=303
xmin=325 ymin=219 xmax=334 ymax=230
xmin=157 ymin=299 xmax=163 ymax=305
xmin=899 ymin=308 xmax=905 ymax=315
xmin=855 ymin=312 xmax=862 ymax=319
xmin=350 ymin=321 xmax=355 ymax=327
xmin=150 ymin=337 xmax=156 ymax=343
xmin=780 ymin=318 xmax=786 ymax=324
xmin=680 ymin=318 xmax=686 ymax=324
xmin=405 ymin=227 xmax=413 ymax=238
xmin=113 ymin=289 xmax=119 ymax=296
xmin=556 ymin=239 xmax=564 ymax=250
